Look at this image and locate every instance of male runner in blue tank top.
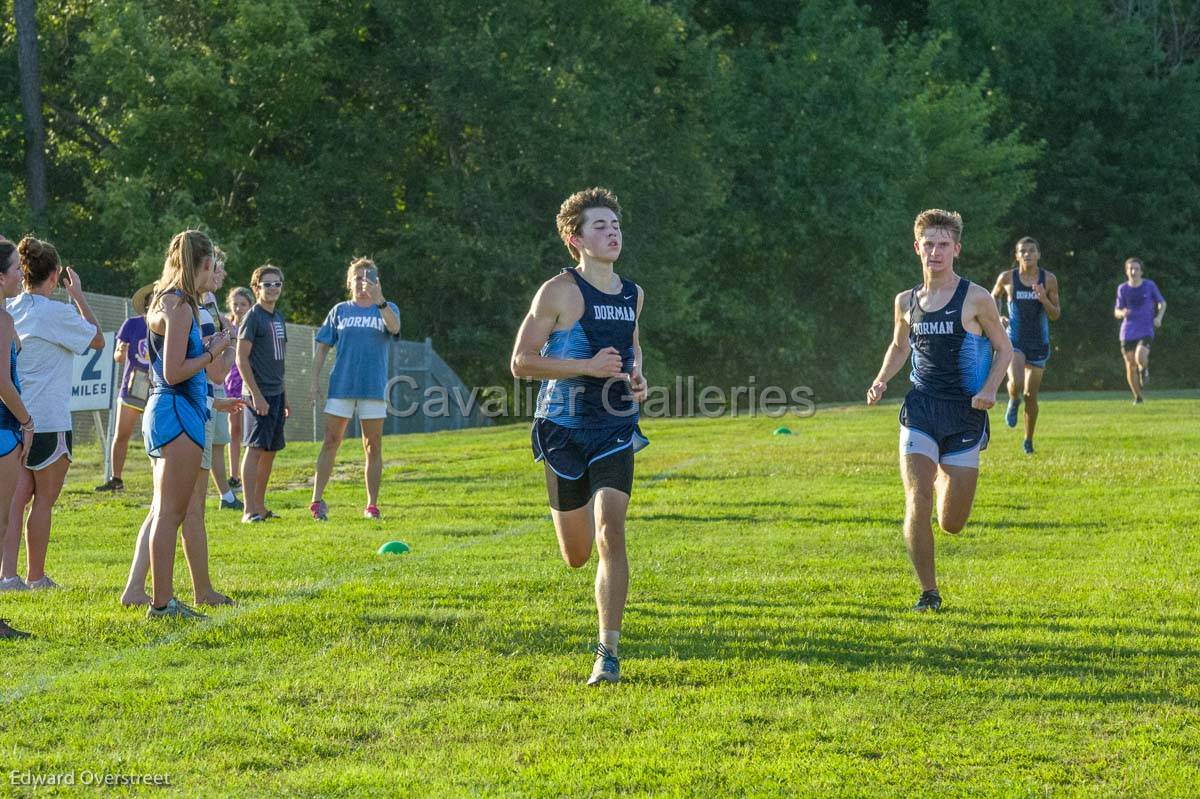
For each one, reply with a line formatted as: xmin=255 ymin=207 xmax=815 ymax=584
xmin=867 ymin=209 xmax=1012 ymax=612
xmin=511 ymin=187 xmax=648 ymax=685
xmin=990 ymin=237 xmax=1060 ymax=454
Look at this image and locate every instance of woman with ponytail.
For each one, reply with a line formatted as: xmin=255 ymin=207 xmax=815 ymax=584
xmin=0 ymin=238 xmax=34 ymax=637
xmin=1 ymin=235 xmax=103 ymax=593
xmin=140 ymin=230 xmax=233 ymax=619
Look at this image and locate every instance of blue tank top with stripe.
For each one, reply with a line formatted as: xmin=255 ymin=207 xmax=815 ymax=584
xmin=147 ymin=292 xmax=209 ymax=414
xmin=0 ymin=341 xmax=20 ymax=432
xmin=1007 ymin=268 xmax=1049 ymax=349
xmin=535 ymin=268 xmax=639 ymax=429
xmin=908 ymin=278 xmax=992 ymax=401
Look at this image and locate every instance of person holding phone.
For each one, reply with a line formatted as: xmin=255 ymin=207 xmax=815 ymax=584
xmin=308 ymin=258 xmax=400 ymax=521
xmin=0 ymin=237 xmax=35 ymax=635
xmin=1 ymin=235 xmax=103 ymax=592
xmin=236 ymin=265 xmax=289 ymax=523
xmin=96 ymin=283 xmax=156 ymax=492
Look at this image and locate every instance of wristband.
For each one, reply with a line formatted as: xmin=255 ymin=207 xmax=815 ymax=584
xmin=206 ymin=350 xmax=215 ymax=363
xmin=20 ymin=417 xmax=34 ymax=430
xmin=377 ymin=301 xmax=388 ymax=310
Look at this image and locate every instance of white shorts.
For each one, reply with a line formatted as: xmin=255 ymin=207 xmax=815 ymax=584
xmin=202 ymin=417 xmax=214 ymax=471
xmin=899 ymin=425 xmax=987 ymax=469
xmin=324 ymin=397 xmax=387 ymax=421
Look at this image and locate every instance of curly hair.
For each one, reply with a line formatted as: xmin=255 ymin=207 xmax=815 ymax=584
xmin=17 ymin=235 xmax=61 ymax=289
xmin=556 ymin=187 xmax=622 ymax=262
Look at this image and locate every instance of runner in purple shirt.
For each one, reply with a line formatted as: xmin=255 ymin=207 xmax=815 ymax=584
xmin=96 ymin=283 xmax=155 ymax=492
xmin=1114 ymin=257 xmax=1166 ymax=404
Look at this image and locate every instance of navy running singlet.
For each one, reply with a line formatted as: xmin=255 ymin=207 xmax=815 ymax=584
xmin=0 ymin=341 xmax=21 ymax=434
xmin=908 ymin=278 xmax=992 ymax=401
xmin=1007 ymin=268 xmax=1049 ymax=360
xmin=535 ymin=268 xmax=639 ymax=429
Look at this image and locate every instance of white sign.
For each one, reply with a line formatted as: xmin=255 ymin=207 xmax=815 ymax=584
xmin=70 ymin=332 xmax=115 ymax=412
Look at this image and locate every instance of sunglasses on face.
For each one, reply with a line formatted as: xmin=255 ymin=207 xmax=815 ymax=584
xmin=258 ymin=281 xmax=283 ymax=289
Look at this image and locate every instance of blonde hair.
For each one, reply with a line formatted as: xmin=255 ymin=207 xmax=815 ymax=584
xmin=556 ymin=187 xmax=622 ymax=262
xmin=913 ymin=209 xmax=963 ymax=242
xmin=345 ymin=257 xmax=375 ymax=295
xmin=156 ymin=230 xmax=213 ymax=318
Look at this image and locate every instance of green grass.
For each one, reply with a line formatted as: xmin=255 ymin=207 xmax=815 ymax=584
xmin=2 ymin=391 xmax=1198 ymax=797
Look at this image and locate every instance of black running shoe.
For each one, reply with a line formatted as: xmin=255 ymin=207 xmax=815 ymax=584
xmin=95 ymin=476 xmax=124 ymax=492
xmin=914 ymin=590 xmax=942 ymax=612
xmin=0 ymin=618 xmax=32 ymax=639
xmin=587 ymin=643 xmax=621 ymax=686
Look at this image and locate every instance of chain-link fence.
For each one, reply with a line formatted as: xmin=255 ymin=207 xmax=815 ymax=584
xmin=53 ymin=290 xmax=489 ymax=445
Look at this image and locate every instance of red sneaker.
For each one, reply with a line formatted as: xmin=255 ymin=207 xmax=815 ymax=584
xmin=363 ymin=505 xmax=381 ymax=520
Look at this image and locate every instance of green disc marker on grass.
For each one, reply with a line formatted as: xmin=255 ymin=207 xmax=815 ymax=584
xmin=774 ymin=427 xmax=793 ymax=436
xmin=378 ymin=541 xmax=411 ymax=555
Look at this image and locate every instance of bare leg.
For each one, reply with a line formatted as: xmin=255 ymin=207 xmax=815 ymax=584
xmin=1023 ymin=365 xmax=1045 ymax=442
xmin=149 ymin=437 xmax=203 ymax=607
xmin=2 ymin=466 xmax=32 ymax=580
xmin=120 ymin=457 xmax=160 ymax=605
xmin=312 ymin=415 xmax=349 ymax=503
xmin=1007 ymin=349 xmax=1026 ymax=407
xmin=1123 ymin=350 xmax=1142 ymax=400
xmin=228 ymin=413 xmax=242 ymax=483
xmin=361 ymin=419 xmax=384 ymax=507
xmin=549 ymin=473 xmax=595 ymax=569
xmin=901 ymin=453 xmax=938 ymax=592
xmin=110 ymin=404 xmax=140 ymax=480
xmin=0 ymin=450 xmax=22 ymax=580
xmin=593 ymin=488 xmax=631 ymax=638
xmin=255 ymin=450 xmax=277 ymax=512
xmin=181 ymin=467 xmax=229 ymax=604
xmin=935 ymin=464 xmax=980 ymax=534
xmin=1135 ymin=344 xmax=1151 ymax=394
xmin=210 ymin=443 xmax=230 ymax=495
xmin=26 ymin=456 xmax=71 ymax=582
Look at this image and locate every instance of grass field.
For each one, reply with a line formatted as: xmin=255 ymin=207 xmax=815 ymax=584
xmin=1 ymin=391 xmax=1198 ymax=797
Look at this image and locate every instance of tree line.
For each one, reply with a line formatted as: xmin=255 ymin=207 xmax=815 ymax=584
xmin=2 ymin=0 xmax=1196 ymax=401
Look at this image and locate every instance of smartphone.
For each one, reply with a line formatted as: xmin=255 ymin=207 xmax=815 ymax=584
xmin=365 ymin=267 xmax=379 ymax=284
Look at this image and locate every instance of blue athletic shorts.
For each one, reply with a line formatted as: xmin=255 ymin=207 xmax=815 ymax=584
xmin=0 ymin=428 xmax=19 ymax=458
xmin=1011 ymin=341 xmax=1049 ymax=368
xmin=899 ymin=389 xmax=989 ymax=467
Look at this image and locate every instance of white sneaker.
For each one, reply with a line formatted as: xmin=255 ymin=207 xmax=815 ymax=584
xmin=27 ymin=576 xmax=61 ymax=590
xmin=0 ymin=576 xmax=30 ymax=592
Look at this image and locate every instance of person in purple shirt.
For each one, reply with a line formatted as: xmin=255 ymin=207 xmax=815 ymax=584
xmin=1114 ymin=257 xmax=1166 ymax=404
xmin=96 ymin=283 xmax=155 ymax=492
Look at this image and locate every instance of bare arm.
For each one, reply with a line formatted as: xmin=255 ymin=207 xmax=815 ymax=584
xmin=235 ymin=338 xmax=268 ymax=415
xmin=0 ymin=315 xmax=32 ymax=428
xmin=63 ymin=267 xmax=105 ymax=350
xmin=968 ymin=285 xmax=1013 ymax=410
xmin=866 ymin=291 xmax=913 ymax=405
xmin=311 ymin=341 xmax=331 ymax=402
xmin=510 ymin=278 xmax=625 ymax=381
xmin=1154 ymin=300 xmax=1166 ymax=327
xmin=114 ymin=340 xmax=128 ymax=365
xmin=1035 ymin=272 xmax=1061 ymax=321
xmin=991 ymin=271 xmax=1011 ymax=325
xmin=629 ymin=286 xmax=647 ymax=401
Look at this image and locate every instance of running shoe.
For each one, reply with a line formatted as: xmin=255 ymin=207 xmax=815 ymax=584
xmin=242 ymin=513 xmax=265 ymax=524
xmin=27 ymin=576 xmax=60 ymax=590
xmin=263 ymin=509 xmax=280 ymax=520
xmin=913 ymin=590 xmax=942 ymax=612
xmin=310 ymin=500 xmax=329 ymax=522
xmin=146 ymin=598 xmax=207 ymax=620
xmin=1023 ymin=439 xmax=1035 ymax=455
xmin=0 ymin=619 xmax=31 ymax=640
xmin=587 ymin=643 xmax=621 ymax=686
xmin=94 ymin=476 xmax=125 ymax=492
xmin=1134 ymin=396 xmax=1144 ymax=405
xmin=363 ymin=505 xmax=381 ymax=520
xmin=220 ymin=496 xmax=245 ymax=511
xmin=1004 ymin=400 xmax=1019 ymax=429
xmin=0 ymin=576 xmax=30 ymax=592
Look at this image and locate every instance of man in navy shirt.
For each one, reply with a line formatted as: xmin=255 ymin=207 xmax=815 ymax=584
xmin=309 ymin=258 xmax=400 ymax=521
